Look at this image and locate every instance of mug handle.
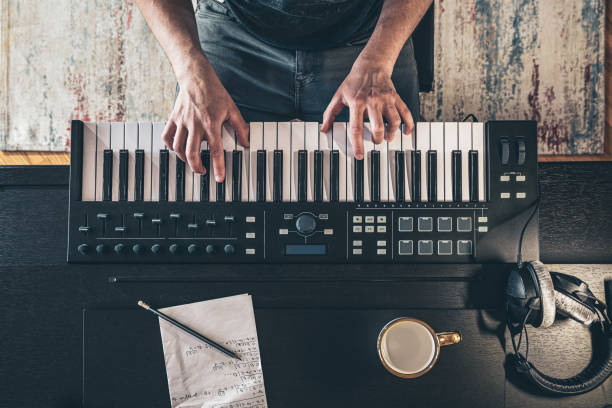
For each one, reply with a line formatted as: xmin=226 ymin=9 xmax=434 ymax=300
xmin=437 ymin=331 xmax=462 ymax=346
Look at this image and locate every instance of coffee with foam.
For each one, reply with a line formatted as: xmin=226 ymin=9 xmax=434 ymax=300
xmin=377 ymin=318 xmax=461 ymax=378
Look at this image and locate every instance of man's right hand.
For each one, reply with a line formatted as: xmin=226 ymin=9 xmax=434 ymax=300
xmin=162 ymin=60 xmax=249 ymax=181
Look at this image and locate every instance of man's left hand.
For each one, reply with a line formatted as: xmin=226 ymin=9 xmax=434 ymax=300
xmin=320 ymin=60 xmax=414 ymax=160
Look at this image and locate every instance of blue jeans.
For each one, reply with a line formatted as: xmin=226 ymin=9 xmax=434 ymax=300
xmin=193 ymin=0 xmax=421 ymax=122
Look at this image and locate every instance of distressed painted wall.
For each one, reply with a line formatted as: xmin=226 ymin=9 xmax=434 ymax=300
xmin=0 ymin=0 xmax=606 ymax=154
xmin=420 ymin=0 xmax=605 ymax=154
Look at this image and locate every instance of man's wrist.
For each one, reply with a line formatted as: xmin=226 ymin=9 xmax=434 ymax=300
xmin=353 ymin=52 xmax=395 ymax=77
xmin=173 ymin=47 xmax=213 ymax=85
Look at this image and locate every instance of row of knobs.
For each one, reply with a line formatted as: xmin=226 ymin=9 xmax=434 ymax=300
xmin=77 ymin=243 xmax=235 ymax=256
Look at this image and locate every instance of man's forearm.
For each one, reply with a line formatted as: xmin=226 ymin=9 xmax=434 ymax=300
xmin=357 ymin=0 xmax=433 ymax=74
xmin=134 ymin=0 xmax=211 ymax=83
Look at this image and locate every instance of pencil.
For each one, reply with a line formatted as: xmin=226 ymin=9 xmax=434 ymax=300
xmin=137 ymin=300 xmax=241 ymax=360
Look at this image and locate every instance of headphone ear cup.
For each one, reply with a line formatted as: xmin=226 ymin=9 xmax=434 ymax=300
xmin=528 ymin=261 xmax=556 ymax=328
xmin=554 ymin=290 xmax=600 ymax=326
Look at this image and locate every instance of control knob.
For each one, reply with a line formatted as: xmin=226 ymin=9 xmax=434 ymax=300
xmin=151 ymin=244 xmax=161 ymax=254
xmin=188 ymin=244 xmax=198 ymax=255
xmin=77 ymin=244 xmax=90 ymax=255
xmin=224 ymin=244 xmax=235 ymax=255
xmin=169 ymin=244 xmax=179 ymax=255
xmin=114 ymin=243 xmax=126 ymax=255
xmin=295 ymin=214 xmax=317 ymax=235
xmin=206 ymin=244 xmax=215 ymax=254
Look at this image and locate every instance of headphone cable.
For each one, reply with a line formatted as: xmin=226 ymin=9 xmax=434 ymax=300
xmin=516 ymin=180 xmax=541 ymax=268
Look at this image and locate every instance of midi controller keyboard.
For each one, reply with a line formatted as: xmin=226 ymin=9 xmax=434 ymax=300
xmin=67 ymin=120 xmax=538 ymax=263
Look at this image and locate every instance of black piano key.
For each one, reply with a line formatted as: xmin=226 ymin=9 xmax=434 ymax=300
xmin=354 ymin=158 xmax=364 ymax=203
xmin=257 ymin=149 xmax=266 ymax=202
xmin=273 ymin=150 xmax=282 ymax=202
xmin=176 ymin=158 xmax=185 ymax=201
xmin=216 ymin=150 xmax=226 ymax=202
xmin=370 ymin=150 xmax=380 ymax=202
xmin=119 ymin=149 xmax=128 ymax=201
xmin=298 ymin=150 xmax=307 ymax=202
xmin=102 ymin=149 xmax=113 ymax=201
xmin=232 ymin=150 xmax=242 ymax=202
xmin=452 ymin=150 xmax=462 ymax=202
xmin=200 ymin=150 xmax=210 ymax=202
xmin=330 ymin=150 xmax=339 ymax=202
xmin=135 ymin=149 xmax=144 ymax=201
xmin=411 ymin=150 xmax=421 ymax=202
xmin=427 ymin=150 xmax=437 ymax=202
xmin=314 ymin=150 xmax=323 ymax=202
xmin=159 ymin=149 xmax=169 ymax=201
xmin=395 ymin=151 xmax=405 ymax=202
xmin=469 ymin=150 xmax=478 ymax=202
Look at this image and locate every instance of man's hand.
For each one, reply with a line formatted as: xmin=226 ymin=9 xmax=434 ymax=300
xmin=320 ymin=60 xmax=413 ymax=160
xmin=162 ymin=60 xmax=249 ymax=181
xmin=321 ymin=0 xmax=431 ymax=159
xmin=134 ymin=0 xmax=248 ymax=181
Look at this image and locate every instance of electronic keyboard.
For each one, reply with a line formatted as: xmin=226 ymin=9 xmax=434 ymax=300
xmin=67 ymin=120 xmax=538 ymax=263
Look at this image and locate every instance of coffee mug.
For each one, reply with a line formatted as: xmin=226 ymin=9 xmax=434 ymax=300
xmin=377 ymin=317 xmax=461 ymax=378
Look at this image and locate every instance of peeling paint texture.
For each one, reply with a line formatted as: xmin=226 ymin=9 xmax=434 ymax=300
xmin=421 ymin=0 xmax=605 ymax=154
xmin=0 ymin=0 xmax=605 ymax=154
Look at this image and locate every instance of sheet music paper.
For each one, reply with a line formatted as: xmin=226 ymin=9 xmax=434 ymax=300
xmin=158 ymin=294 xmax=268 ymax=408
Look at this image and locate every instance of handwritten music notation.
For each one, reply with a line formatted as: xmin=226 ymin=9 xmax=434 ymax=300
xmin=158 ymin=295 xmax=268 ymax=408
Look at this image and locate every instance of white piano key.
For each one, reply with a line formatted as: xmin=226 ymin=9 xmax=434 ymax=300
xmin=208 ymin=141 xmax=217 ymax=203
xmin=443 ymin=122 xmax=458 ymax=202
xmin=138 ymin=122 xmax=152 ymax=201
xmin=305 ymin=122 xmax=318 ymax=202
xmin=278 ymin=122 xmax=291 ymax=202
xmin=430 ymin=122 xmax=445 ymax=202
xmin=472 ymin=122 xmax=486 ymax=202
xmin=387 ymin=128 xmax=402 ymax=202
xmin=401 ymin=125 xmax=414 ymax=202
xmin=193 ymin=140 xmax=206 ymax=202
xmin=235 ymin=129 xmax=249 ymax=202
xmin=168 ymin=149 xmax=176 ymax=202
xmin=124 ymin=122 xmax=138 ymax=202
xmin=380 ymin=128 xmax=391 ymax=202
xmin=415 ymin=122 xmax=430 ymax=202
xmin=151 ymin=122 xmax=165 ymax=201
xmin=81 ymin=122 xmax=97 ymax=201
xmin=110 ymin=122 xmax=124 ymax=202
xmin=223 ymin=125 xmax=235 ymax=202
xmin=249 ymin=122 xmax=263 ymax=202
xmin=319 ymin=126 xmax=332 ymax=202
xmin=95 ymin=122 xmax=110 ymax=202
xmin=291 ymin=121 xmax=305 ymax=202
xmin=184 ymin=157 xmax=194 ymax=202
xmin=362 ymin=123 xmax=373 ymax=202
xmin=263 ymin=122 xmax=276 ymax=202
xmin=332 ymin=122 xmax=348 ymax=202
xmin=458 ymin=122 xmax=472 ymax=202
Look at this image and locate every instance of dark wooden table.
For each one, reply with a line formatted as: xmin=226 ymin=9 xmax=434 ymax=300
xmin=1 ymin=163 xmax=611 ymax=408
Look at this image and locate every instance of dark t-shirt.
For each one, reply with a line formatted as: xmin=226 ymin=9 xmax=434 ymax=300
xmin=223 ymin=0 xmax=384 ymax=50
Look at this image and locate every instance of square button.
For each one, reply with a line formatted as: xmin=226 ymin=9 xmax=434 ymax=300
xmin=516 ymin=175 xmax=526 ymax=182
xmin=377 ymin=249 xmax=387 ymax=255
xmin=437 ymin=217 xmax=452 ymax=232
xmin=457 ymin=240 xmax=473 ymax=255
xmin=352 ymin=215 xmax=362 ymax=223
xmin=418 ymin=240 xmax=434 ymax=255
xmin=377 ymin=216 xmax=387 ymax=224
xmin=353 ymin=226 xmax=362 ymax=233
xmin=501 ymin=192 xmax=510 ymax=199
xmin=398 ymin=217 xmax=413 ymax=232
xmin=438 ymin=240 xmax=453 ymax=255
xmin=398 ymin=240 xmax=413 ymax=255
xmin=516 ymin=192 xmax=526 ymax=199
xmin=353 ymin=248 xmax=363 ymax=255
xmin=365 ymin=216 xmax=375 ymax=223
xmin=353 ymin=240 xmax=362 ymax=247
xmin=457 ymin=217 xmax=472 ymax=232
xmin=418 ymin=217 xmax=433 ymax=232
xmin=377 ymin=226 xmax=387 ymax=233
xmin=365 ymin=226 xmax=375 ymax=233
xmin=377 ymin=240 xmax=386 ymax=247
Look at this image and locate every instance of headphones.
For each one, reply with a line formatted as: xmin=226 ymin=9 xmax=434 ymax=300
xmin=503 ymin=182 xmax=612 ymax=395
